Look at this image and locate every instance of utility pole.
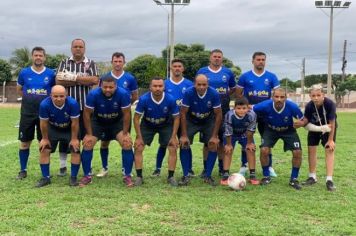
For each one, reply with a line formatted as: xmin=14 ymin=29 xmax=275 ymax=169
xmin=301 ymin=58 xmax=305 ymax=108
xmin=341 ymin=40 xmax=347 ymax=108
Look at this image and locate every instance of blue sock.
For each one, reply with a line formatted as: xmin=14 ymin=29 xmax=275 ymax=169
xmin=122 ymin=149 xmax=134 ymax=176
xmin=19 ymin=149 xmax=30 ymax=171
xmin=81 ymin=150 xmax=93 ymax=176
xmin=71 ymin=163 xmax=80 ymax=177
xmin=241 ymin=150 xmax=247 ymax=166
xmin=188 ymin=148 xmax=193 ymax=171
xmin=155 ymin=146 xmax=166 ymax=170
xmin=205 ymin=151 xmax=217 ymax=177
xmin=218 ymin=158 xmax=223 ymax=172
xmin=40 ymin=163 xmax=50 ymax=178
xmin=203 ymin=160 xmax=207 ymax=170
xmin=262 ymin=166 xmax=270 ymax=177
xmin=180 ymin=148 xmax=190 ymax=177
xmin=100 ymin=148 xmax=109 ymax=170
xmin=291 ymin=167 xmax=300 ymax=180
xmin=268 ymin=153 xmax=273 ymax=167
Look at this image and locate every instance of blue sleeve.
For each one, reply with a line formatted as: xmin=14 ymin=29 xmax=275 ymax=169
xmin=171 ymin=98 xmax=179 ymax=116
xmin=17 ymin=69 xmax=25 ymax=86
xmin=121 ymin=90 xmax=131 ymax=108
xmin=271 ymin=73 xmax=280 ymax=88
xmin=135 ymin=96 xmax=145 ymax=114
xmin=129 ymin=76 xmax=138 ymax=92
xmin=291 ymin=102 xmax=303 ymax=119
xmin=253 ymin=102 xmax=265 ymax=114
xmin=39 ymin=100 xmax=49 ymax=119
xmin=181 ymin=90 xmax=191 ymax=107
xmin=228 ymin=69 xmax=236 ymax=88
xmin=85 ymin=91 xmax=95 ymax=109
xmin=237 ymin=74 xmax=245 ymax=88
xmin=212 ymin=91 xmax=221 ymax=108
xmin=70 ymin=100 xmax=80 ymax=117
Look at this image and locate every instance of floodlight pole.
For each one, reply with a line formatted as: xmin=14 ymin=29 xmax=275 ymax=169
xmin=315 ymin=0 xmax=351 ymax=98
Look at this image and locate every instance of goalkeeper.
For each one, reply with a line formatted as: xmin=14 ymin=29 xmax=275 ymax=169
xmin=55 ymin=38 xmax=99 ymax=177
xmin=294 ymin=84 xmax=337 ymax=192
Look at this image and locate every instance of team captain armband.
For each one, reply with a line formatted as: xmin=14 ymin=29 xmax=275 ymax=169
xmin=56 ymin=70 xmax=77 ymax=82
xmin=304 ymin=123 xmax=331 ymax=133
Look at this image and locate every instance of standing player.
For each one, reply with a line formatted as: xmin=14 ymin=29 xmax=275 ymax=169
xmin=56 ymin=38 xmax=99 ymax=176
xmin=133 ymin=77 xmax=180 ymax=187
xmin=294 ymin=84 xmax=337 ymax=191
xmin=179 ymin=74 xmax=222 ymax=186
xmin=36 ymin=85 xmax=81 ymax=187
xmin=221 ymin=97 xmax=259 ymax=185
xmin=80 ymin=76 xmax=134 ymax=187
xmin=253 ymin=88 xmax=304 ymax=190
xmin=152 ymin=59 xmax=194 ymax=177
xmin=16 ymin=47 xmax=56 ymax=179
xmin=237 ymin=52 xmax=280 ymax=177
xmin=196 ymin=49 xmax=236 ymax=177
xmin=96 ymin=52 xmax=138 ymax=178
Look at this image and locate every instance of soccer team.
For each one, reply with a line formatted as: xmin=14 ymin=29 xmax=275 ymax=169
xmin=15 ymin=39 xmax=337 ymax=191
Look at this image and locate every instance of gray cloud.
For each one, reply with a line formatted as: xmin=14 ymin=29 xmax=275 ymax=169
xmin=1 ymin=0 xmax=355 ymax=80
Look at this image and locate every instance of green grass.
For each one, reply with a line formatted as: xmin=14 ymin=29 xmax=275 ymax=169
xmin=0 ymin=107 xmax=355 ymax=235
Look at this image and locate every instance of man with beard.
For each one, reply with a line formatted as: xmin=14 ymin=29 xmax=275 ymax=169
xmin=16 ymin=47 xmax=56 ymax=179
xmin=133 ymin=77 xmax=180 ymax=187
xmin=253 ymin=88 xmax=304 ymax=190
xmin=80 ymin=77 xmax=134 ymax=187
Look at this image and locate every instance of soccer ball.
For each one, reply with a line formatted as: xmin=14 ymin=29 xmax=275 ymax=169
xmin=228 ymin=173 xmax=246 ymax=191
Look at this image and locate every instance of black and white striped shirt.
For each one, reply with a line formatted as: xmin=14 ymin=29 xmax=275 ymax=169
xmin=57 ymin=56 xmax=99 ymax=110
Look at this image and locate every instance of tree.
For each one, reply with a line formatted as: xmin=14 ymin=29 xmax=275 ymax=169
xmin=45 ymin=54 xmax=67 ymax=70
xmin=9 ymin=47 xmax=31 ymax=77
xmin=125 ymin=55 xmax=165 ymax=88
xmin=0 ymin=59 xmax=12 ymax=82
xmin=279 ymin=78 xmax=297 ymax=92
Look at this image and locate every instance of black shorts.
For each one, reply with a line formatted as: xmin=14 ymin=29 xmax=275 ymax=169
xmin=48 ymin=126 xmax=73 ymax=153
xmin=92 ymin=119 xmax=123 ymax=141
xmin=187 ymin=118 xmax=214 ymax=145
xmin=18 ymin=113 xmax=41 ymax=142
xmin=308 ymin=129 xmax=337 ymax=147
xmin=78 ymin=111 xmax=86 ymax=140
xmin=141 ymin=122 xmax=173 ymax=148
xmin=261 ymin=128 xmax=301 ymax=152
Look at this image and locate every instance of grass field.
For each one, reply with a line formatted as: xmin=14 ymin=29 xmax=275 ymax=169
xmin=0 ymin=107 xmax=355 ymax=235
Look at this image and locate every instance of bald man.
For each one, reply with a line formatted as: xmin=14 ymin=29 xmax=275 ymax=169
xmin=179 ymin=74 xmax=222 ymax=186
xmin=36 ymin=85 xmax=81 ymax=187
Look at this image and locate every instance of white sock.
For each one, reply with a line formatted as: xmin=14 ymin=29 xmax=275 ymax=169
xmin=309 ymin=173 xmax=317 ymax=180
xmin=326 ymin=176 xmax=333 ymax=182
xmin=59 ymin=152 xmax=67 ymax=168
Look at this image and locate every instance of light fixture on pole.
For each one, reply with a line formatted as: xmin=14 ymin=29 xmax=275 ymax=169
xmin=315 ymin=0 xmax=351 ymax=98
xmin=153 ymin=0 xmax=191 ymax=69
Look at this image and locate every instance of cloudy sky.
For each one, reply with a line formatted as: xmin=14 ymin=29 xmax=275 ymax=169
xmin=1 ymin=0 xmax=355 ymax=80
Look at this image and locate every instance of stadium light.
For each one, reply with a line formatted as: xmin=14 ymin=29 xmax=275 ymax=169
xmin=153 ymin=0 xmax=191 ymax=70
xmin=315 ymin=0 xmax=351 ymax=98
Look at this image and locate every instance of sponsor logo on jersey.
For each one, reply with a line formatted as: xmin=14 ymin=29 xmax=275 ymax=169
xmin=163 ymin=106 xmax=168 ymax=113
xmin=113 ymin=102 xmax=119 ymax=109
xmin=264 ymin=79 xmax=270 ymax=86
xmin=123 ymin=81 xmax=128 ymax=88
xmin=44 ymin=77 xmax=49 ymax=84
xmin=222 ymin=75 xmax=227 ymax=82
xmin=284 ymin=116 xmax=289 ymax=123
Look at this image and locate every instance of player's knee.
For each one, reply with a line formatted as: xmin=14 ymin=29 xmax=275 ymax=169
xmin=135 ymin=145 xmax=144 ymax=153
xmin=20 ymin=141 xmax=31 ymax=149
xmin=83 ymin=143 xmax=94 ymax=151
xmin=261 ymin=147 xmax=270 ymax=157
xmin=121 ymin=142 xmax=132 ymax=150
xmin=292 ymin=149 xmax=302 ymax=159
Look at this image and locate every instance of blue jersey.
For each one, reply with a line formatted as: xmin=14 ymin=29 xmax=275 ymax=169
xmin=39 ymin=96 xmax=80 ymax=129
xmin=237 ymin=70 xmax=280 ymax=105
xmin=181 ymin=86 xmax=221 ymax=123
xmin=197 ymin=66 xmax=236 ymax=113
xmin=224 ymin=110 xmax=257 ymax=138
xmin=135 ymin=92 xmax=179 ymax=128
xmin=164 ymin=77 xmax=193 ymax=106
xmin=253 ymin=100 xmax=303 ymax=132
xmin=17 ymin=66 xmax=56 ymax=115
xmin=85 ymin=87 xmax=131 ymax=123
xmin=100 ymin=71 xmax=138 ymax=95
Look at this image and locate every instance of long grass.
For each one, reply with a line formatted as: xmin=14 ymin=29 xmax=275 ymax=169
xmin=0 ymin=107 xmax=355 ymax=235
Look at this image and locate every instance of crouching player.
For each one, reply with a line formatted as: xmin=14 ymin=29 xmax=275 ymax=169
xmin=253 ymin=88 xmax=304 ymax=190
xmin=36 ymin=85 xmax=80 ymax=187
xmin=221 ymin=98 xmax=260 ymax=186
xmin=80 ymin=76 xmax=134 ymax=187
